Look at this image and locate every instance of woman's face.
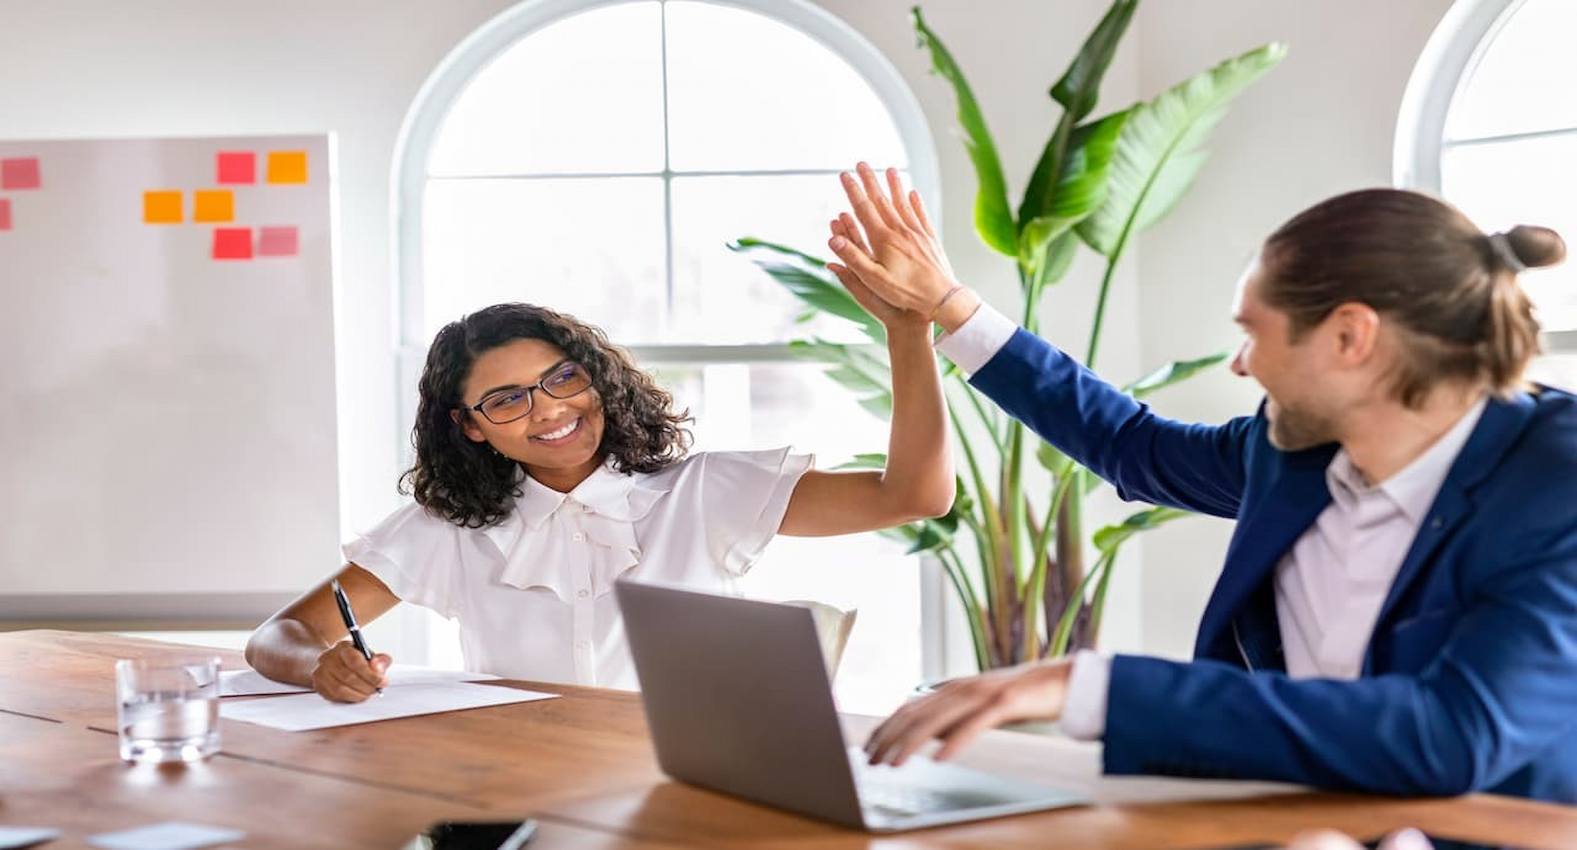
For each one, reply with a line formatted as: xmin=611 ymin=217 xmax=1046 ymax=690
xmin=457 ymin=338 xmax=606 ymax=483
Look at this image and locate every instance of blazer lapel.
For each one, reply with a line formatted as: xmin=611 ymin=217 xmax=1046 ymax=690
xmin=1195 ymin=442 xmax=1336 ymax=659
xmin=1368 ymin=392 xmax=1539 ymax=646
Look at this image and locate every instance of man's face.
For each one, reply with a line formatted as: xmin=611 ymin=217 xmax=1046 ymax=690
xmin=1230 ymin=262 xmax=1343 ymax=451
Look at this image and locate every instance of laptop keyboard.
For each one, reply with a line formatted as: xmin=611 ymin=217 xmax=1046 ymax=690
xmin=850 ymin=756 xmax=997 ymax=816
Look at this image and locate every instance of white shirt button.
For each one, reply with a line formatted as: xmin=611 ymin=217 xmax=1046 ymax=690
xmin=572 ymin=532 xmax=585 ymax=542
xmin=582 ymin=504 xmax=594 ymax=513
xmin=576 ymin=589 xmax=589 ymax=598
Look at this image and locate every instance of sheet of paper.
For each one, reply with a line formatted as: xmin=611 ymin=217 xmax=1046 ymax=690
xmin=0 ymin=826 xmax=62 ymax=849
xmin=220 ymin=681 xmax=556 ymax=731
xmin=219 ymin=664 xmax=501 ymax=696
xmin=87 ymin=821 xmax=244 ymax=850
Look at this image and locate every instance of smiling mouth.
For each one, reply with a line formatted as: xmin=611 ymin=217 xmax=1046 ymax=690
xmin=531 ymin=417 xmax=582 ymax=445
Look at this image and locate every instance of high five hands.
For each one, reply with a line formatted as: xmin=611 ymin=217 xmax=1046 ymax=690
xmin=824 ymin=162 xmax=979 ymax=333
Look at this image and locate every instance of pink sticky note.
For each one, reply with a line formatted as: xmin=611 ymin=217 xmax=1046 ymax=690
xmin=257 ymin=225 xmax=298 ymax=257
xmin=1 ymin=158 xmax=41 ymax=190
xmin=0 ymin=198 xmax=11 ymax=231
xmin=217 ymin=151 xmax=256 ymax=185
xmin=212 ymin=227 xmax=253 ymax=260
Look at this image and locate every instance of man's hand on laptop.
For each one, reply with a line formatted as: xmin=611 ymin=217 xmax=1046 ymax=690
xmin=864 ymin=659 xmax=1073 ymax=766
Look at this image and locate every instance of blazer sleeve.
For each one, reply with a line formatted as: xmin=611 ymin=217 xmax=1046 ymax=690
xmin=970 ymin=327 xmax=1254 ymax=519
xmin=1099 ymin=524 xmax=1577 ymax=796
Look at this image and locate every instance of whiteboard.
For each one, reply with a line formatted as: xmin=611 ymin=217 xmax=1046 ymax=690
xmin=0 ymin=135 xmax=339 ymax=609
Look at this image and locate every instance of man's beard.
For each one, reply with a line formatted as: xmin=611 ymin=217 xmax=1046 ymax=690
xmin=1267 ymin=398 xmax=1338 ymax=451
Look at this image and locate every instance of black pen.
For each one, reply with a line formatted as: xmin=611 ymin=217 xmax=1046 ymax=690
xmin=330 ymin=578 xmax=382 ymax=696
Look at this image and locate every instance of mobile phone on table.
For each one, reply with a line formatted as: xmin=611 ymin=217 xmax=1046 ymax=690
xmin=401 ymin=819 xmax=537 ymax=850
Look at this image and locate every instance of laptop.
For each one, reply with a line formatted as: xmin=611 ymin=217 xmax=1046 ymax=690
xmin=614 ymin=580 xmax=1086 ymax=832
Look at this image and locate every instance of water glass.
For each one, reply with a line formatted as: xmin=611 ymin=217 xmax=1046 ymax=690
xmin=115 ymin=657 xmax=221 ymax=764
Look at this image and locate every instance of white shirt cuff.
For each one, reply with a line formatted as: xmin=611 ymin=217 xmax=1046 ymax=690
xmin=1058 ymin=650 xmax=1111 ymax=741
xmin=933 ymin=301 xmax=1018 ymax=376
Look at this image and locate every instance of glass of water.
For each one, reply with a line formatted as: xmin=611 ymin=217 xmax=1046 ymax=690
xmin=115 ymin=657 xmax=221 ymax=764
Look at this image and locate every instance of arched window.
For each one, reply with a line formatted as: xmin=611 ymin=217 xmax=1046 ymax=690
xmin=394 ymin=0 xmax=941 ymax=711
xmin=1396 ymin=0 xmax=1577 ymax=378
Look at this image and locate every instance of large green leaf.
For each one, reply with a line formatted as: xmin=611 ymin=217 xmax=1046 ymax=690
xmin=1017 ymin=111 xmax=1129 ymax=284
xmin=1092 ymin=506 xmax=1189 ymax=552
xmin=1035 ymin=442 xmax=1079 ymax=480
xmin=1017 ymin=0 xmax=1138 ymax=244
xmin=730 ymin=240 xmax=886 ymax=344
xmin=728 ymin=237 xmax=827 ymax=268
xmin=1077 ymin=43 xmax=1288 ymax=258
xmin=1035 ymin=231 xmax=1081 ymax=289
xmin=790 ymin=339 xmax=894 ymax=419
xmin=1051 ymin=0 xmax=1140 ymax=122
xmin=1035 ymin=441 xmax=1100 ymax=497
xmin=1121 ymin=351 xmax=1230 ymax=399
xmin=912 ymin=6 xmax=1017 ymax=257
xmin=883 ymin=520 xmax=956 ymax=555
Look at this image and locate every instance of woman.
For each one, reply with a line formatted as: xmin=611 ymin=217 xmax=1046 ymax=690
xmin=245 ymin=196 xmax=954 ymax=701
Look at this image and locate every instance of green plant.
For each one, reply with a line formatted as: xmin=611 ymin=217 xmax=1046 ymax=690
xmin=731 ymin=2 xmax=1286 ymax=671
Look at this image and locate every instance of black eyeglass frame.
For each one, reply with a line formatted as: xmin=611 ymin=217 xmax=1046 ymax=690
xmin=460 ymin=360 xmax=593 ymax=425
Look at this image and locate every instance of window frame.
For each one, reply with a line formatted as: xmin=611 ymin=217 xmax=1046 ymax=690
xmin=391 ymin=0 xmax=957 ymax=680
xmin=1394 ymin=0 xmax=1577 ymax=353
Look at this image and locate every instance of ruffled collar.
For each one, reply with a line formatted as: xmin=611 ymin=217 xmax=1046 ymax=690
xmin=481 ymin=458 xmax=671 ymax=597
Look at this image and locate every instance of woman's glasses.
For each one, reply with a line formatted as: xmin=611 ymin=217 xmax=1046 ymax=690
xmin=463 ymin=361 xmax=593 ymax=425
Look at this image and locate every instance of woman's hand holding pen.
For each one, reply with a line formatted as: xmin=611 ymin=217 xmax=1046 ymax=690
xmin=311 ymin=642 xmax=390 ymax=703
xmin=825 ymin=162 xmax=981 ymax=334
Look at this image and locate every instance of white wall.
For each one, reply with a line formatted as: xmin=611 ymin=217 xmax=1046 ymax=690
xmin=0 ymin=0 xmax=1459 ymax=664
xmin=1132 ymin=0 xmax=1453 ymax=656
xmin=1 ymin=0 xmax=522 ymax=657
xmin=0 ymin=0 xmax=1149 ymax=661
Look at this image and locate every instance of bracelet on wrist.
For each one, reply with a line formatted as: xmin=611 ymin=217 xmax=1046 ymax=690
xmin=928 ymin=285 xmax=965 ymax=321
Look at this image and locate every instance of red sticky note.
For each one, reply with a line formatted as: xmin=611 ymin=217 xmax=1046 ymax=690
xmin=0 ymin=198 xmax=11 ymax=231
xmin=217 ymin=151 xmax=256 ymax=185
xmin=1 ymin=157 xmax=41 ymax=190
xmin=257 ymin=225 xmax=298 ymax=257
xmin=212 ymin=227 xmax=253 ymax=260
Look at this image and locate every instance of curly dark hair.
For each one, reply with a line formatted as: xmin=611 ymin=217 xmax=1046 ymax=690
xmin=399 ymin=303 xmax=691 ymax=528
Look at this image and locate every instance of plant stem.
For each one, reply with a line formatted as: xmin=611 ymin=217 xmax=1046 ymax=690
xmin=1087 ymin=543 xmax=1121 ymax=650
xmin=937 ymin=547 xmax=990 ymax=671
xmin=1085 ymin=254 xmax=1121 ymax=370
xmin=946 ymin=394 xmax=1005 ymax=664
xmin=1000 ymin=421 xmax=1025 ymax=660
xmin=1025 ymin=468 xmax=1081 ymax=660
xmin=1030 ymin=464 xmax=1077 ymax=588
xmin=961 ymin=384 xmax=1004 ymax=452
xmin=1050 ymin=550 xmax=1111 ymax=657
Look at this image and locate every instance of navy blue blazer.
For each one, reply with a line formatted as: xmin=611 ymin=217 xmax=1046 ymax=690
xmin=970 ymin=328 xmax=1577 ymax=802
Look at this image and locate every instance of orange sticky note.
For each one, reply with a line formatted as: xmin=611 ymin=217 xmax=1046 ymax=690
xmin=143 ymin=190 xmax=183 ymax=224
xmin=266 ymin=151 xmax=308 ymax=184
xmin=193 ymin=189 xmax=234 ymax=223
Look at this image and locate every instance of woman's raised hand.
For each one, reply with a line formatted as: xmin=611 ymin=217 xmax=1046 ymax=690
xmin=825 ymin=163 xmax=967 ymax=327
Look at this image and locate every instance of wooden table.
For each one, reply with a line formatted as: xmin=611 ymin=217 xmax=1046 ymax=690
xmin=2 ymin=630 xmax=1573 ymax=849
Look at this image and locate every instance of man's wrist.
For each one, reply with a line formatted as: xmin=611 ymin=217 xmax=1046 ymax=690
xmin=932 ymin=286 xmax=982 ymax=335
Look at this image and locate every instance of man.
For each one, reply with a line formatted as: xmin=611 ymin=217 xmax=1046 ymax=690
xmin=823 ymin=163 xmax=1575 ymax=802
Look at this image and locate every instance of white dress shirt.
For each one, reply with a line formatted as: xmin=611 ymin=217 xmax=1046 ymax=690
xmin=935 ymin=302 xmax=1488 ymax=739
xmin=345 ymin=448 xmax=812 ymax=689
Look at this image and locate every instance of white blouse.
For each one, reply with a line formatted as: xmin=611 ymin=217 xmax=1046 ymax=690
xmin=344 ymin=448 xmax=813 ymax=690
